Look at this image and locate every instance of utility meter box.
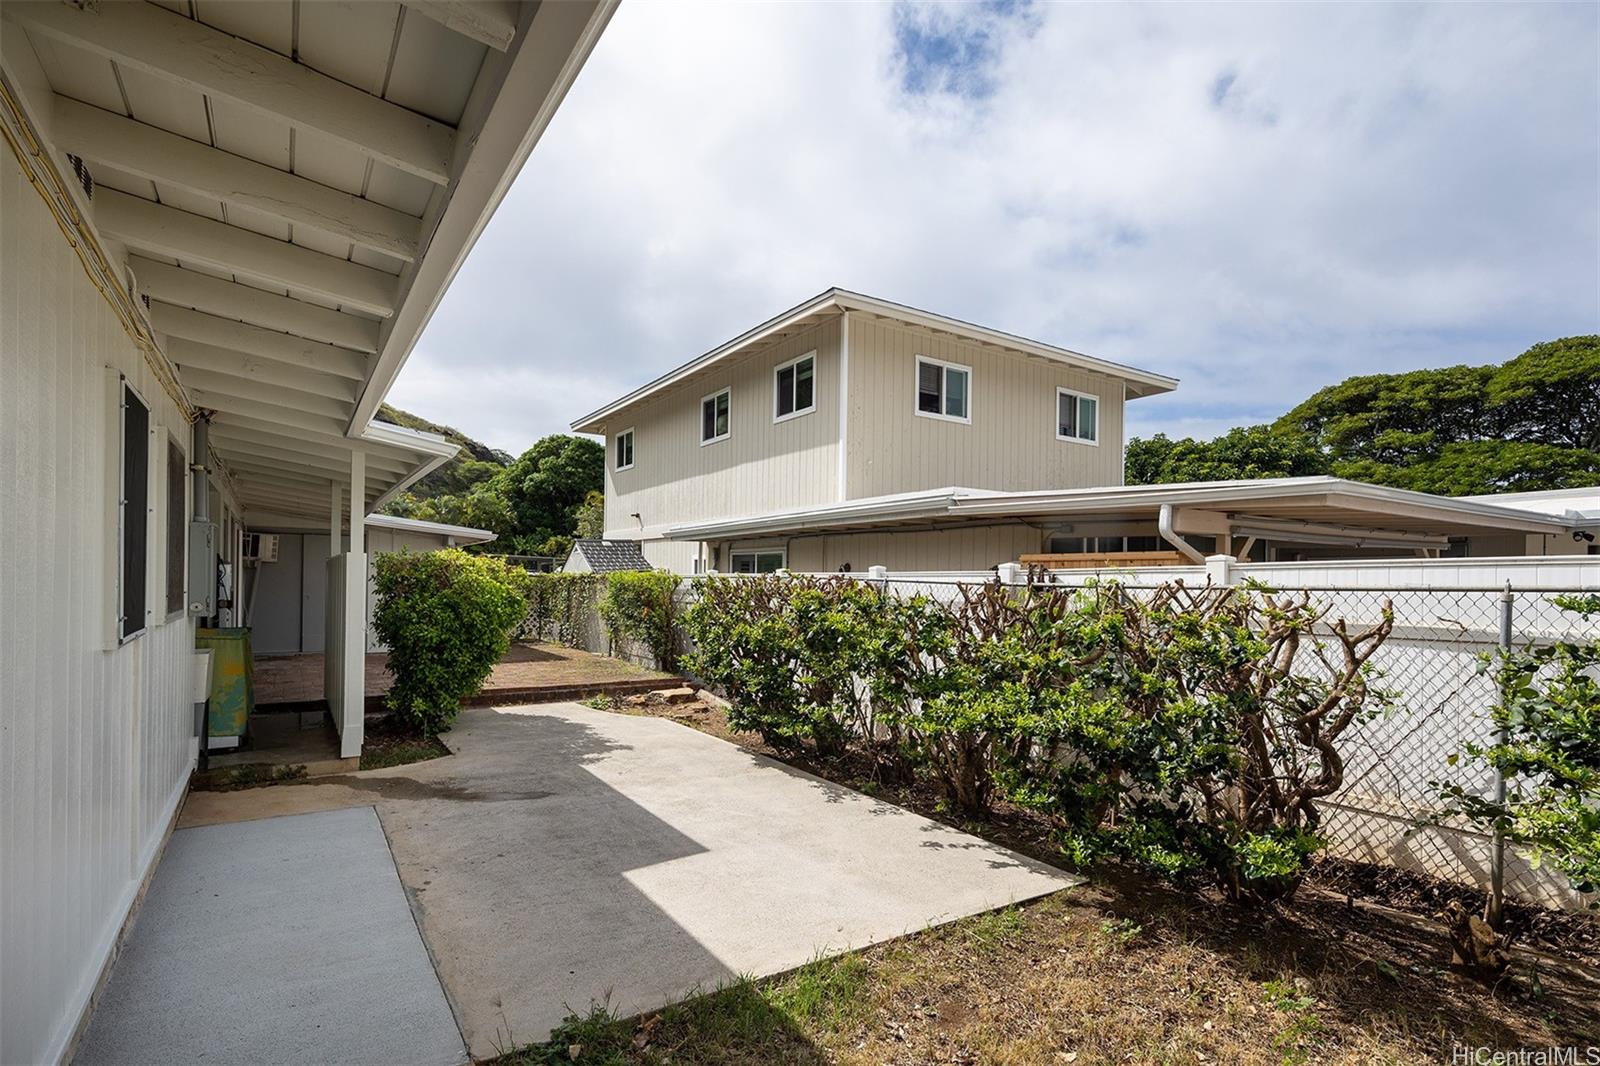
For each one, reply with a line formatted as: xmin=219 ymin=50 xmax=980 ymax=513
xmin=188 ymin=520 xmax=217 ymax=617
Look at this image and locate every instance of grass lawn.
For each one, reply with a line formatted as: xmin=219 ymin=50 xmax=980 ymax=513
xmin=496 ymin=696 xmax=1598 ymax=1066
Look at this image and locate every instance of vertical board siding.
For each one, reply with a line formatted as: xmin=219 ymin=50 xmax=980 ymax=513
xmin=603 ymin=318 xmax=841 ymax=548
xmin=845 ymin=317 xmax=1126 ymax=499
xmin=2 ymin=149 xmax=196 ymax=1065
xmin=783 ymin=523 xmax=1046 ymax=573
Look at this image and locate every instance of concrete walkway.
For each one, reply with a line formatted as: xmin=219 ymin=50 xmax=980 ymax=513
xmin=74 ymin=807 xmax=465 ymax=1066
xmin=180 ymin=704 xmax=1079 ymax=1059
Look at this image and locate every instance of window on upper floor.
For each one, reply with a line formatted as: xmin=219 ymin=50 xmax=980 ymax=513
xmin=915 ymin=356 xmax=970 ymax=423
xmin=774 ymin=352 xmax=815 ymax=421
xmin=701 ymin=388 xmax=730 ymax=444
xmin=614 ymin=428 xmax=634 ymax=471
xmin=1056 ymin=387 xmax=1098 ymax=444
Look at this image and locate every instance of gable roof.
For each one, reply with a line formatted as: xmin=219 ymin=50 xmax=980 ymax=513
xmin=570 ymin=539 xmax=651 ymax=573
xmin=571 ymin=288 xmax=1179 ymax=434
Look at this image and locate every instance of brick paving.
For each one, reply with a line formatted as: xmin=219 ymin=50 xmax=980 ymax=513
xmin=254 ymin=642 xmax=674 ymax=708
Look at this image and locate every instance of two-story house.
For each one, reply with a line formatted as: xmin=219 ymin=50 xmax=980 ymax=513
xmin=572 ymin=289 xmax=1591 ymax=574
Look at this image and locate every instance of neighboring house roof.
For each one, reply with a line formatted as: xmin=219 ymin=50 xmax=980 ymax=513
xmin=364 ymin=514 xmax=498 ymax=546
xmin=568 ymin=539 xmax=651 ymax=572
xmin=571 ymin=288 xmax=1179 ymax=433
xmin=1462 ymin=486 xmax=1600 ymax=526
xmin=665 ymin=477 xmax=1578 ymax=544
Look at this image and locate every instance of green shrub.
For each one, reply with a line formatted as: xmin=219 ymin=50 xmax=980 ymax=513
xmin=371 ymin=549 xmax=531 ymax=735
xmin=522 ymin=572 xmax=600 ymax=647
xmin=1432 ymin=593 xmax=1600 ymax=910
xmin=598 ymin=571 xmax=682 ymax=670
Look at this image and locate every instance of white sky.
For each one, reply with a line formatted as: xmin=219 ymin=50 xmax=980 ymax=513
xmin=388 ymin=0 xmax=1600 ymax=455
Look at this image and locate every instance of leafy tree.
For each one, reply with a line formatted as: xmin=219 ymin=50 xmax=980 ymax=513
xmin=575 ymin=490 xmax=606 ymax=539
xmin=494 ymin=435 xmax=604 ymax=552
xmin=1128 ymin=336 xmax=1600 ymax=496
xmin=1125 ymin=426 xmax=1329 ymax=485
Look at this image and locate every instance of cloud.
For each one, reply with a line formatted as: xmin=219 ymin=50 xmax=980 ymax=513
xmin=390 ymin=0 xmax=1599 ymax=455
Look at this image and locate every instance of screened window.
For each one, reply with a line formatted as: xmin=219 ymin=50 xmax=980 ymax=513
xmin=774 ymin=353 xmax=815 ymax=420
xmin=701 ymin=388 xmax=730 ymax=444
xmin=165 ymin=435 xmax=186 ymax=617
xmin=1057 ymin=388 xmax=1098 ymax=444
xmin=614 ymin=428 xmax=634 ymax=471
xmin=119 ymin=380 xmax=149 ymax=641
xmin=730 ymin=550 xmax=785 ymax=574
xmin=915 ymin=356 xmax=970 ymax=422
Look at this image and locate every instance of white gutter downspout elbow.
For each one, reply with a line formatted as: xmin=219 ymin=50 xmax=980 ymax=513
xmin=1159 ymin=503 xmax=1206 ymax=564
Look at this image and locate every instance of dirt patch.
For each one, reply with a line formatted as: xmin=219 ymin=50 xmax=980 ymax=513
xmin=358 ymin=729 xmax=452 ymax=771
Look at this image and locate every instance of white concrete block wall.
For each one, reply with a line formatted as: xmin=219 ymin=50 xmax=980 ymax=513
xmin=2 ymin=150 xmax=198 ymax=1064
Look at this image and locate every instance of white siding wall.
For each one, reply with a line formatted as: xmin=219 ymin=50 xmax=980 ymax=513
xmin=2 ymin=150 xmax=197 ymax=1064
xmin=844 ymin=316 xmax=1127 ymax=499
xmin=603 ymin=318 xmax=842 ymax=553
xmin=782 ymin=522 xmax=1046 ymax=573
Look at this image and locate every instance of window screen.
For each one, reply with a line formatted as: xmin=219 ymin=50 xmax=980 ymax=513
xmin=166 ymin=435 xmax=186 ymax=616
xmin=120 ymin=381 xmax=149 ymax=640
xmin=775 ymin=355 xmax=815 ymax=418
xmin=1058 ymin=390 xmax=1098 ymax=442
xmin=701 ymin=390 xmax=730 ymax=442
xmin=615 ymin=429 xmax=634 ymax=470
xmin=917 ymin=361 xmax=942 ymax=414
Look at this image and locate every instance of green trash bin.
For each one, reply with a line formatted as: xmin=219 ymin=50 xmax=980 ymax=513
xmin=195 ymin=628 xmax=254 ymax=742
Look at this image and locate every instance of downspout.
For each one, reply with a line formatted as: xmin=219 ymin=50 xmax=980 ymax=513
xmin=1158 ymin=503 xmax=1206 ymax=564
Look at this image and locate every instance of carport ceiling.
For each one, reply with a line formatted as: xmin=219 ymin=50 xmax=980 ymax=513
xmin=2 ymin=0 xmax=613 ymax=519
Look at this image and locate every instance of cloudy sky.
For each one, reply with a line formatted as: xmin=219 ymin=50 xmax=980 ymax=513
xmin=388 ymin=0 xmax=1599 ymax=456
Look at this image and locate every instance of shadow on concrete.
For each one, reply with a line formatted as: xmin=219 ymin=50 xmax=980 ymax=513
xmin=372 ymin=711 xmax=746 ymax=1058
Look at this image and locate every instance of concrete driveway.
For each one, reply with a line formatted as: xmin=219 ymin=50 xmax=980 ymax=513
xmin=181 ymin=703 xmax=1078 ymax=1059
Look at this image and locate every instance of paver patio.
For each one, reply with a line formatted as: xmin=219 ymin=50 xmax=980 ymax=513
xmin=179 ymin=703 xmax=1079 ymax=1059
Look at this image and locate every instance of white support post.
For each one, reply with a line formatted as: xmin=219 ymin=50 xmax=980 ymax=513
xmin=867 ymin=564 xmax=888 ymax=589
xmin=997 ymin=562 xmax=1025 ymax=586
xmin=337 ymin=450 xmax=367 ymax=758
xmin=328 ymin=479 xmax=340 ymax=548
xmin=1205 ymin=554 xmax=1235 ymax=586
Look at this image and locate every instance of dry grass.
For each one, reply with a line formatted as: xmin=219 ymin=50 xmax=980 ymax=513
xmin=494 ymin=697 xmax=1600 ymax=1066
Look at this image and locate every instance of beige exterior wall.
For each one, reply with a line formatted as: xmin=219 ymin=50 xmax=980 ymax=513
xmin=712 ymin=522 xmax=1045 ymax=574
xmin=603 ymin=316 xmax=842 ymax=551
xmin=843 ymin=315 xmax=1127 ymax=499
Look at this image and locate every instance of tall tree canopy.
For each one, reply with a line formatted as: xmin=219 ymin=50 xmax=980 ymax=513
xmin=493 ymin=434 xmax=605 ymax=555
xmin=1129 ymin=336 xmax=1600 ymax=496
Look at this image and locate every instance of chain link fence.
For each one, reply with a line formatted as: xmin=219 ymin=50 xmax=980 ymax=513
xmin=820 ymin=572 xmax=1595 ymax=910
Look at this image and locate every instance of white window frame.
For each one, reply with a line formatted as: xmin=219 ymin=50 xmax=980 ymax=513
xmin=730 ymin=548 xmax=786 ymax=574
xmin=772 ymin=350 xmax=817 ymax=424
xmin=914 ymin=355 xmax=972 ymax=425
xmin=700 ymin=387 xmax=731 ymax=446
xmin=614 ymin=427 xmax=635 ymax=472
xmin=1055 ymin=386 xmax=1100 ymax=446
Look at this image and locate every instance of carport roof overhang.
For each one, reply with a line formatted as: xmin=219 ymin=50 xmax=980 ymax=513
xmin=1 ymin=0 xmax=615 ymax=522
xmin=570 ymin=288 xmax=1180 ymax=435
xmin=663 ymin=477 xmax=1578 ymax=545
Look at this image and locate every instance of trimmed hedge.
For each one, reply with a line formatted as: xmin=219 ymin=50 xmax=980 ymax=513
xmin=371 ymin=549 xmax=531 ymax=735
xmin=598 ymin=571 xmax=682 ymax=670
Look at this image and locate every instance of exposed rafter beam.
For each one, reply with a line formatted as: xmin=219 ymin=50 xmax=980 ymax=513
xmin=220 ymin=457 xmax=387 ymax=492
xmin=180 ymin=366 xmax=353 ymax=421
xmin=189 ymin=388 xmax=350 ymax=438
xmin=212 ymin=438 xmax=405 ymax=479
xmin=131 ymin=257 xmax=381 ymax=353
xmin=149 ymin=303 xmax=368 ymax=381
xmin=208 ymin=410 xmax=429 ymax=464
xmin=167 ymin=339 xmax=358 ymax=402
xmin=404 ymin=1 xmax=519 ymax=51
xmin=4 ymin=0 xmax=454 ymax=184
xmin=97 ymin=190 xmax=397 ymax=317
xmin=209 ymin=426 xmax=414 ymax=475
xmin=53 ymin=97 xmax=422 ymax=261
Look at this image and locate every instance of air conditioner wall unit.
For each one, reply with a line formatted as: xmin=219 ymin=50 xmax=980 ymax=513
xmin=243 ymin=532 xmax=279 ymax=563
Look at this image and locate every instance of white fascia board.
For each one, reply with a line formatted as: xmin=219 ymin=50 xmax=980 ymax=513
xmin=360 ymin=421 xmax=459 ymax=517
xmin=348 ymin=0 xmax=618 ymax=435
xmin=571 ymin=289 xmax=1180 ymax=434
xmin=365 ymin=512 xmax=497 ymax=544
xmin=665 ymin=487 xmax=965 ymax=541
